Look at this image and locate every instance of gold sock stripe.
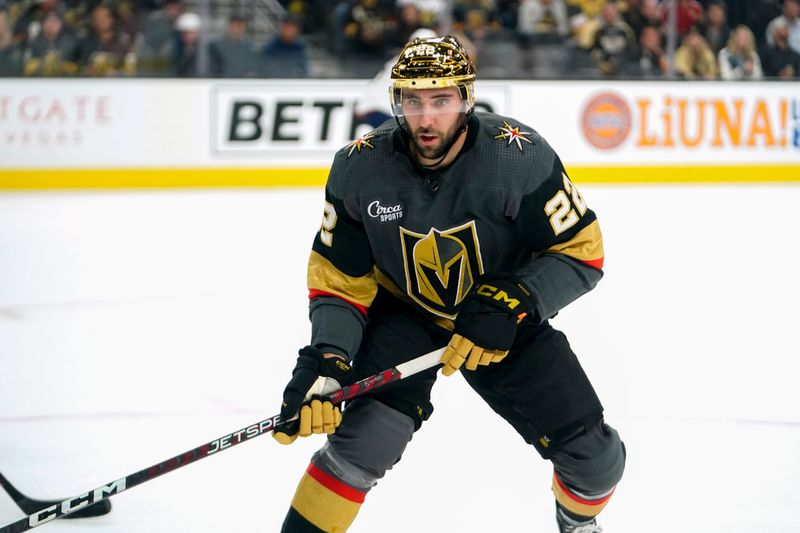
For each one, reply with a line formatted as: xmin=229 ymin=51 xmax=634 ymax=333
xmin=291 ymin=470 xmax=362 ymax=533
xmin=552 ymin=472 xmax=614 ymax=519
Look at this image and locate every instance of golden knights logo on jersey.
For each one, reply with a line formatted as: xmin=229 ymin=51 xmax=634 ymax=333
xmin=399 ymin=221 xmax=484 ymax=319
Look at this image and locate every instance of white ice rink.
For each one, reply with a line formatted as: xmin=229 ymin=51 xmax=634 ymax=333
xmin=1 ymin=186 xmax=799 ymax=533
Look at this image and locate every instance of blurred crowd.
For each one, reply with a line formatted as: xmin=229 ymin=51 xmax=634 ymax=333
xmin=0 ymin=0 xmax=798 ymax=79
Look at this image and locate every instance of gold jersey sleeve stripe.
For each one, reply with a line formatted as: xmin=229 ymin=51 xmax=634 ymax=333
xmin=308 ymin=250 xmax=378 ymax=310
xmin=290 ymin=467 xmax=362 ymax=532
xmin=544 ymin=219 xmax=604 ymax=266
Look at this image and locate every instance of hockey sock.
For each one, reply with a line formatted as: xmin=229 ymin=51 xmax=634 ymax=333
xmin=281 ymin=462 xmax=366 ymax=533
xmin=552 ymin=471 xmax=615 ymax=521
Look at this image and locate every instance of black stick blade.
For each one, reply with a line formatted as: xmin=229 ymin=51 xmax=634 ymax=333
xmin=58 ymin=500 xmax=111 ymax=519
xmin=0 ymin=472 xmax=112 ymax=519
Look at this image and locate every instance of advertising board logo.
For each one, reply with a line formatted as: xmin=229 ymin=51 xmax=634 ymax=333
xmin=0 ymin=94 xmax=111 ymax=148
xmin=211 ymin=83 xmax=509 ymax=157
xmin=581 ymin=92 xmax=631 ymax=150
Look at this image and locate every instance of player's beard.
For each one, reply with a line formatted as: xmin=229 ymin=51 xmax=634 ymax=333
xmin=409 ymin=117 xmax=463 ymax=161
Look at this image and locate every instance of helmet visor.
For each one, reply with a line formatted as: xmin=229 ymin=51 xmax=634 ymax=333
xmin=390 ymin=87 xmax=472 ymax=118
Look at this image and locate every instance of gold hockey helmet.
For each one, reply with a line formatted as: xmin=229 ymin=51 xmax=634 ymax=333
xmin=389 ymin=34 xmax=476 ymax=121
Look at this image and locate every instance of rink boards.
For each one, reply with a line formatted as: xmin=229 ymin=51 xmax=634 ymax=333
xmin=0 ymin=79 xmax=799 ymax=188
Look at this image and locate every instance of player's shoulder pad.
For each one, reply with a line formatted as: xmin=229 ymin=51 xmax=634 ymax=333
xmin=474 ymin=111 xmax=558 ymax=195
xmin=327 ymin=119 xmax=396 ymax=198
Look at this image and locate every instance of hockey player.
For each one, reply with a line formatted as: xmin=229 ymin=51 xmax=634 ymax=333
xmin=273 ymin=34 xmax=625 ymax=533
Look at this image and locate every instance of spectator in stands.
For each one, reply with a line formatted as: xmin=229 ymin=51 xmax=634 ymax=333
xmin=589 ymin=2 xmax=636 ymax=75
xmin=279 ymin=0 xmax=307 ymax=32
xmin=568 ymin=0 xmax=608 ymax=49
xmin=397 ymin=0 xmax=447 ymax=29
xmin=136 ymin=0 xmax=182 ymax=75
xmin=23 ymin=11 xmax=77 ymax=75
xmin=141 ymin=0 xmax=181 ymax=50
xmin=761 ymin=16 xmax=800 ymax=77
xmin=496 ymin=0 xmax=521 ymax=30
xmin=766 ymin=0 xmax=800 ymax=54
xmin=172 ymin=11 xmax=202 ymax=76
xmin=452 ymin=0 xmax=501 ymax=26
xmin=634 ymin=23 xmax=668 ymax=77
xmin=674 ymin=26 xmax=718 ymax=78
xmin=718 ymin=24 xmax=763 ymax=79
xmin=261 ymin=13 xmax=308 ymax=77
xmin=0 ymin=10 xmax=22 ymax=74
xmin=289 ymin=0 xmax=333 ymax=34
xmin=658 ymin=0 xmax=703 ymax=37
xmin=114 ymin=0 xmax=140 ymax=47
xmin=388 ymin=3 xmax=425 ymax=47
xmin=73 ymin=4 xmax=136 ymax=76
xmin=452 ymin=0 xmax=502 ymax=43
xmin=383 ymin=4 xmax=422 ymax=47
xmin=328 ymin=1 xmax=353 ymax=55
xmin=12 ymin=0 xmax=66 ymax=44
xmin=209 ymin=14 xmax=256 ymax=77
xmin=635 ymin=0 xmax=661 ymax=34
xmin=700 ymin=0 xmax=730 ymax=55
xmin=743 ymin=0 xmax=783 ymax=48
xmin=700 ymin=0 xmax=731 ymax=54
xmin=344 ymin=0 xmax=393 ymax=56
xmin=618 ymin=0 xmax=650 ymax=40
xmin=568 ymin=0 xmax=606 ymax=20
xmin=517 ymin=0 xmax=570 ymax=45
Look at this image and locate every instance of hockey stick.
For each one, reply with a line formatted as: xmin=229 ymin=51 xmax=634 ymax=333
xmin=0 ymin=472 xmax=111 ymax=519
xmin=0 ymin=347 xmax=444 ymax=533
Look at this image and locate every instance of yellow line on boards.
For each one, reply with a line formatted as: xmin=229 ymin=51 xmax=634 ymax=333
xmin=570 ymin=165 xmax=800 ymax=184
xmin=0 ymin=168 xmax=329 ymax=190
xmin=0 ymin=165 xmax=799 ymax=190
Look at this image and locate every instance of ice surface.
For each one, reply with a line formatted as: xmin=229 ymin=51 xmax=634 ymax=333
xmin=1 ymin=187 xmax=799 ymax=532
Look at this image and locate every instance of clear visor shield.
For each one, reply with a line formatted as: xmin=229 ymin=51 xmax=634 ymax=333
xmin=390 ymin=88 xmax=472 ymax=119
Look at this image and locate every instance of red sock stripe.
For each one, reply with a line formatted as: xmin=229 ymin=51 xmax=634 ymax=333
xmin=553 ymin=472 xmax=615 ymax=507
xmin=308 ymin=289 xmax=369 ymax=316
xmin=307 ymin=463 xmax=366 ymax=504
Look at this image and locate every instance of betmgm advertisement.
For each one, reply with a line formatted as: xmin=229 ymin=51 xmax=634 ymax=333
xmin=211 ymin=81 xmax=510 ymax=159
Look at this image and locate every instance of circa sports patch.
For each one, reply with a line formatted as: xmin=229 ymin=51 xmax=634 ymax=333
xmin=366 ymin=199 xmax=405 ymax=223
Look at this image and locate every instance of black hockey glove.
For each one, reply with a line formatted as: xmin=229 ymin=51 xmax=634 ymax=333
xmin=273 ymin=346 xmax=353 ymax=445
xmin=441 ymin=275 xmax=536 ymax=376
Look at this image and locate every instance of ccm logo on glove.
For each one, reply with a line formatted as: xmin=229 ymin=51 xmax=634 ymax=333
xmin=475 ymin=282 xmax=531 ymax=313
xmin=441 ymin=276 xmax=536 ymax=376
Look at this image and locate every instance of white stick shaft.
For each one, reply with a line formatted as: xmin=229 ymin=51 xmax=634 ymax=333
xmin=395 ymin=348 xmax=444 ymax=378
